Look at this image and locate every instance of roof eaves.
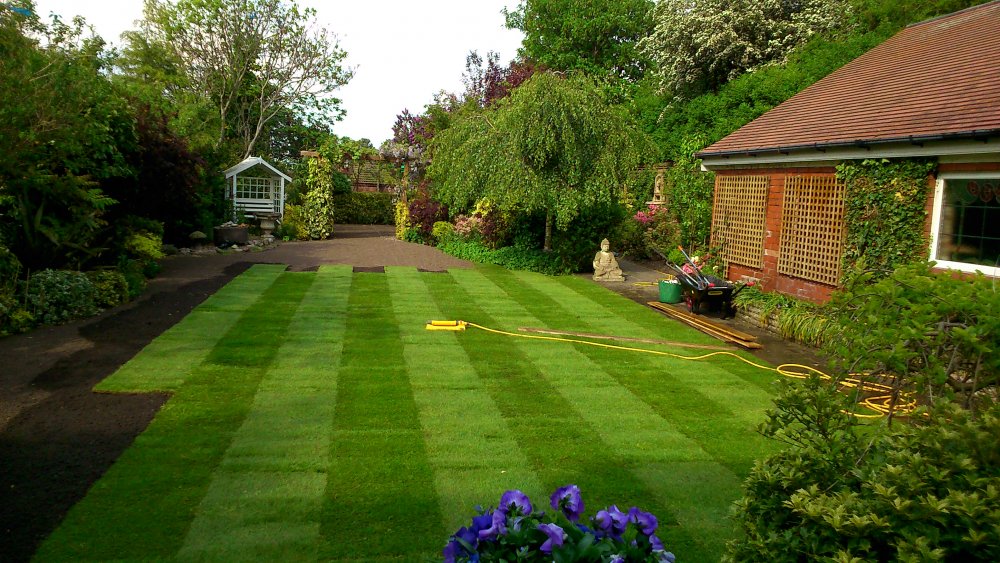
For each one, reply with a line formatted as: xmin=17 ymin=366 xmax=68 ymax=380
xmin=696 ymin=129 xmax=1000 ymax=160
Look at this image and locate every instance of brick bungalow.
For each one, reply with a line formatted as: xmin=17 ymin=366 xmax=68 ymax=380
xmin=696 ymin=1 xmax=1000 ymax=303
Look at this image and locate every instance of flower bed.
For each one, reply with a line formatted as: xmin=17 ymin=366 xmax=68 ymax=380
xmin=444 ymin=485 xmax=676 ymax=562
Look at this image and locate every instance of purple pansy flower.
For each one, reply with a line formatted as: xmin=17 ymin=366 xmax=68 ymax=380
xmin=470 ymin=512 xmax=492 ymax=535
xmin=610 ymin=556 xmax=625 ymax=563
xmin=550 ymin=484 xmax=585 ymax=522
xmin=443 ymin=539 xmax=462 ymax=562
xmin=537 ymin=522 xmax=566 ymax=553
xmin=478 ymin=509 xmax=508 ymax=541
xmin=650 ymin=534 xmax=665 ymax=551
xmin=499 ymin=489 xmax=533 ymax=517
xmin=454 ymin=525 xmax=476 ymax=546
xmin=628 ymin=506 xmax=659 ymax=536
xmin=594 ymin=504 xmax=629 ymax=538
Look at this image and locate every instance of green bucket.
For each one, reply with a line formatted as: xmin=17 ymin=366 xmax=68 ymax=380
xmin=659 ymin=280 xmax=683 ymax=303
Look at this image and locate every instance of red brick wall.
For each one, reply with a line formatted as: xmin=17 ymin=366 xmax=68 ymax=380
xmin=717 ymin=161 xmax=1000 ymax=304
xmin=715 ymin=167 xmax=838 ymax=304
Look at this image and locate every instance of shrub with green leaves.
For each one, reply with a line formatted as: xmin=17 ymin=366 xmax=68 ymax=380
xmin=0 ymin=244 xmax=22 ymax=289
xmin=279 ymin=203 xmax=309 ymax=240
xmin=0 ymin=291 xmax=34 ymax=335
xmin=331 ymin=192 xmax=394 ymax=224
xmin=431 ymin=221 xmax=454 ymax=244
xmin=438 ymin=240 xmax=571 ymax=275
xmin=86 ymin=270 xmax=130 ymax=309
xmin=23 ymin=269 xmax=98 ymax=325
xmin=727 ymin=376 xmax=1000 ymax=562
xmin=823 ymin=261 xmax=1000 ymax=412
xmin=124 ymin=230 xmax=166 ymax=262
xmin=118 ymin=259 xmax=149 ymax=299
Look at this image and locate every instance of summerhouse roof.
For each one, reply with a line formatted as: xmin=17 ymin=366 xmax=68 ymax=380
xmin=697 ymin=1 xmax=1000 ymax=161
xmin=224 ymin=156 xmax=292 ymax=181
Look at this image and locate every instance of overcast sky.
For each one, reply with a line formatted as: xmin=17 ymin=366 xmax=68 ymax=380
xmin=32 ymin=0 xmax=525 ymax=145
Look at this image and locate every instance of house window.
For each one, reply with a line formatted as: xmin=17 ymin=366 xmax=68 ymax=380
xmin=711 ymin=175 xmax=769 ymax=269
xmin=931 ymin=174 xmax=1000 ymax=276
xmin=778 ymin=175 xmax=846 ymax=286
xmin=235 ymin=177 xmax=272 ymax=200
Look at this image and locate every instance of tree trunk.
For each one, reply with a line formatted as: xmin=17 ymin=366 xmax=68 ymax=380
xmin=544 ymin=211 xmax=553 ymax=252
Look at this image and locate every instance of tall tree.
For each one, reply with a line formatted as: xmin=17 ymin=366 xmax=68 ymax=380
xmin=641 ymin=0 xmax=850 ymax=98
xmin=139 ymin=0 xmax=352 ymax=159
xmin=0 ymin=6 xmax=134 ymax=269
xmin=504 ymin=0 xmax=654 ymax=81
xmin=429 ymin=72 xmax=655 ymax=251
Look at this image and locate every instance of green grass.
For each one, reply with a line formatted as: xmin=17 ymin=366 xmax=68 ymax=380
xmin=36 ymin=263 xmax=781 ymax=562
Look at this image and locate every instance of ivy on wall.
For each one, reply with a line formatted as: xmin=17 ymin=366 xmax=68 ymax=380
xmin=836 ymin=158 xmax=936 ymax=279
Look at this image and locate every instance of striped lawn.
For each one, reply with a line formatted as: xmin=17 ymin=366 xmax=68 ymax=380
xmin=36 ymin=263 xmax=780 ymax=562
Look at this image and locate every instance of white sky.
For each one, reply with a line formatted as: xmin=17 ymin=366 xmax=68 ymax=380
xmin=32 ymin=0 xmax=525 ymax=145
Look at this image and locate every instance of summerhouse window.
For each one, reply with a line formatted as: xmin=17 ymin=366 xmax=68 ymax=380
xmin=235 ymin=177 xmax=272 ymax=199
xmin=931 ymin=174 xmax=1000 ymax=277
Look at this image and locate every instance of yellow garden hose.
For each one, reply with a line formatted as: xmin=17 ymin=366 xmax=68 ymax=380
xmin=426 ymin=320 xmax=916 ymax=418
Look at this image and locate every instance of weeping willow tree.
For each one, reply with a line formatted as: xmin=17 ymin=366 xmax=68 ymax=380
xmin=429 ymin=72 xmax=655 ymax=251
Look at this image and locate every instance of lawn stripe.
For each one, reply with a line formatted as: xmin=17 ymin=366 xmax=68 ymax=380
xmin=515 ymin=271 xmax=776 ymax=428
xmin=319 ymin=272 xmax=444 ymax=560
xmin=420 ymin=268 xmax=712 ymax=558
xmin=555 ymin=274 xmax=777 ymax=394
xmin=457 ymin=266 xmax=741 ymax=559
xmin=34 ymin=269 xmax=313 ymax=561
xmin=531 ymin=273 xmax=782 ymax=477
xmin=457 ymin=268 xmax=713 ymax=463
xmin=95 ymin=264 xmax=289 ymax=392
xmin=384 ymin=267 xmax=541 ymax=531
xmin=178 ymin=266 xmax=350 ymax=560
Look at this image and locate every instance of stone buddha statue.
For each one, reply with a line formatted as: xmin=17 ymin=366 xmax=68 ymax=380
xmin=593 ymin=238 xmax=625 ymax=282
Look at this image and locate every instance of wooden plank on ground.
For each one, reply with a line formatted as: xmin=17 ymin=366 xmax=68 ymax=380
xmin=646 ymin=302 xmax=762 ymax=350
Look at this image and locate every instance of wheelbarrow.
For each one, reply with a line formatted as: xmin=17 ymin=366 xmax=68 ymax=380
xmin=656 ymin=247 xmax=749 ymax=319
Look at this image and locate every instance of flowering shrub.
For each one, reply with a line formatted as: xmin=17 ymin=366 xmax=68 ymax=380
xmin=633 ymin=204 xmax=675 ymax=258
xmin=453 ymin=214 xmax=481 ymax=240
xmin=444 ymin=485 xmax=675 ymax=562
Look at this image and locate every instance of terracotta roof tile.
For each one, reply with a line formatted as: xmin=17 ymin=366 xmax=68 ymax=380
xmin=699 ymin=1 xmax=1000 ymax=156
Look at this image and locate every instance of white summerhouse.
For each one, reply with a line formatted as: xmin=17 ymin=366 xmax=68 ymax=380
xmin=223 ymin=156 xmax=291 ymax=219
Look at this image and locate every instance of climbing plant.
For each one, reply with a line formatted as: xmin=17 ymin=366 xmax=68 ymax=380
xmin=836 ymin=158 xmax=936 ymax=280
xmin=301 ymin=156 xmax=336 ymax=239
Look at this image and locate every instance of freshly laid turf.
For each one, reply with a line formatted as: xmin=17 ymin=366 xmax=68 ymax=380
xmin=37 ymin=264 xmax=780 ymax=562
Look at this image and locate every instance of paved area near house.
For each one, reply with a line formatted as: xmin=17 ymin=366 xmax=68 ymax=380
xmin=0 ymin=224 xmax=819 ymax=561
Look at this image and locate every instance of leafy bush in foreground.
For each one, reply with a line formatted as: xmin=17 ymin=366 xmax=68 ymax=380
xmin=824 ymin=261 xmax=1000 ymax=412
xmin=727 ymin=376 xmax=1000 ymax=562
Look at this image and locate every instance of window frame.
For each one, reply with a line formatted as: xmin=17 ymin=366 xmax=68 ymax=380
xmin=930 ymin=171 xmax=1000 ymax=278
